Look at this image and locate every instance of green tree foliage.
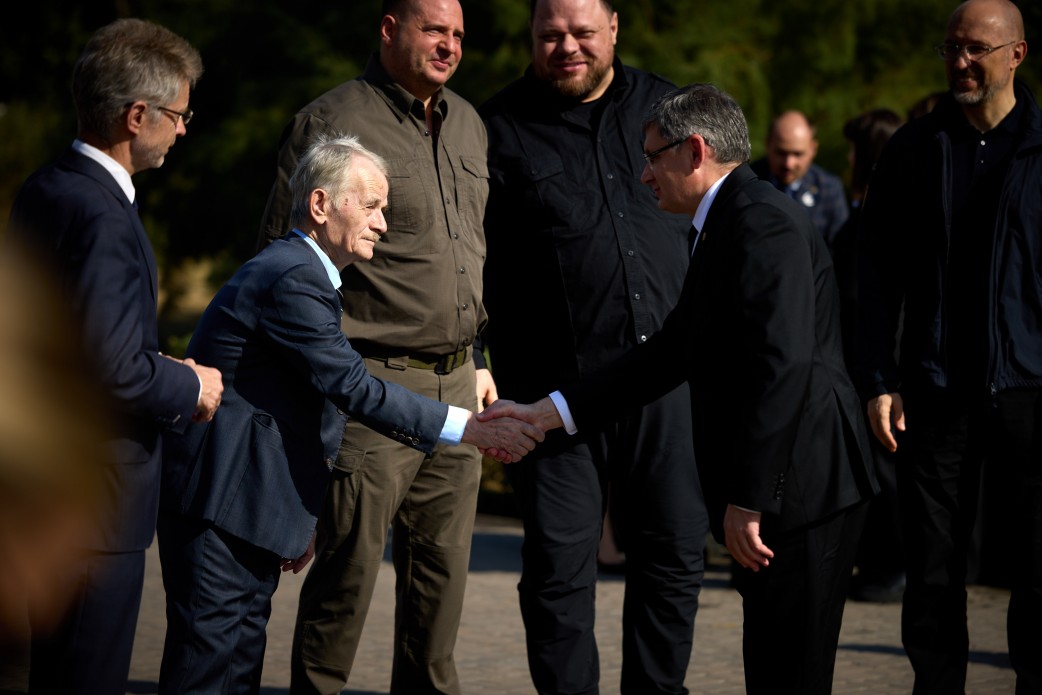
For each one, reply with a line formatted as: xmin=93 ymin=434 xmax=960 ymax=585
xmin=2 ymin=0 xmax=1039 ymax=278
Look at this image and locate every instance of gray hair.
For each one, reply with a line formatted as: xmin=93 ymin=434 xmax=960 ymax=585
xmin=643 ymin=83 xmax=751 ymax=166
xmin=72 ymin=18 xmax=203 ymax=142
xmin=288 ymin=134 xmax=389 ymax=227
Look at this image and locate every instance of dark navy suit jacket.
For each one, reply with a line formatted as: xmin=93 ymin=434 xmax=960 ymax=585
xmin=8 ymin=147 xmax=199 ymax=552
xmin=561 ymin=165 xmax=876 ymax=540
xmin=161 ymin=234 xmax=449 ymax=558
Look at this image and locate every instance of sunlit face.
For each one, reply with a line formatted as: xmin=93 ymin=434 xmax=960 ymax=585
xmin=531 ymin=0 xmax=618 ymax=102
xmin=131 ymin=80 xmax=189 ymax=173
xmin=381 ymin=0 xmax=464 ymax=100
xmin=323 ymin=158 xmax=389 ymax=267
xmin=639 ymin=127 xmax=692 ymax=215
xmin=944 ymin=3 xmax=1022 ymax=107
xmin=765 ymin=116 xmax=817 ymax=186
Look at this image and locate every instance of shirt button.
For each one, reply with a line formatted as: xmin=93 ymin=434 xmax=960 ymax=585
xmin=627 ymin=250 xmax=634 ymax=256
xmin=980 ymin=140 xmax=986 ymax=146
xmin=453 ymin=233 xmax=459 ymax=239
xmin=640 ymin=335 xmax=647 ymax=342
xmin=462 ymin=303 xmax=469 ymax=310
xmin=617 ymin=211 xmax=624 ymax=218
xmin=607 ymin=173 xmax=614 ymax=180
xmin=459 ymin=267 xmax=466 ymax=274
xmin=634 ymin=293 xmax=640 ymax=300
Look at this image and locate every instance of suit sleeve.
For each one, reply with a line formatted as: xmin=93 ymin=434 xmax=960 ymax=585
xmin=727 ymin=203 xmax=816 ymax=511
xmin=260 ymin=263 xmax=449 ymax=452
xmin=65 ymin=206 xmax=198 ymax=428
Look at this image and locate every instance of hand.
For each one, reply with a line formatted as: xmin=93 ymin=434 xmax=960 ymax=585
xmin=723 ymin=504 xmax=774 ymax=572
xmin=184 ymin=357 xmax=224 ymax=423
xmin=867 ymin=392 xmax=905 ymax=453
xmin=478 ymin=397 xmax=564 ymax=432
xmin=461 ymin=412 xmax=544 ymax=463
xmin=475 ymin=368 xmax=498 ymax=412
xmin=280 ymin=535 xmax=315 ymax=574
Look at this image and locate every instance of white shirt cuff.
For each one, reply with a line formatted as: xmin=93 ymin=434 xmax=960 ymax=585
xmin=549 ymin=391 xmax=577 ymax=435
xmin=438 ymin=405 xmax=470 ymax=446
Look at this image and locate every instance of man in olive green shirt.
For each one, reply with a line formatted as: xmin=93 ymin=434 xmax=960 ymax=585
xmin=257 ymin=1 xmax=491 ymax=693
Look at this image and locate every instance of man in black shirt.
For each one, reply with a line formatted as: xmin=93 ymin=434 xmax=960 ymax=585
xmin=857 ymin=1 xmax=1042 ymax=692
xmin=480 ymin=0 xmax=708 ymax=693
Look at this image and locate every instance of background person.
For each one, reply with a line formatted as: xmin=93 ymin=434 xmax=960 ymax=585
xmin=830 ymin=108 xmax=906 ymax=604
xmin=750 ymin=110 xmax=848 ymax=250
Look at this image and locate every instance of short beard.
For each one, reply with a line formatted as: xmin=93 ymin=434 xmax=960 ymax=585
xmin=547 ymin=58 xmax=612 ymax=100
xmin=950 ymin=68 xmax=1005 ymax=107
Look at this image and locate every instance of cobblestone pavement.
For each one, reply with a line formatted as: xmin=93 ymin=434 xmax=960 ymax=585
xmin=126 ymin=515 xmax=1015 ymax=694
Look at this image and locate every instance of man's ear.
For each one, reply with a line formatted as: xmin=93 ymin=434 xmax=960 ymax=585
xmin=687 ymin=134 xmax=708 ymax=170
xmin=310 ymin=188 xmax=332 ymax=225
xmin=124 ymin=101 xmax=148 ymax=135
xmin=380 ymin=14 xmax=397 ymax=47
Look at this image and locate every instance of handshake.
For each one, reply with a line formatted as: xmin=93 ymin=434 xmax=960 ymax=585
xmin=461 ymin=397 xmax=566 ymax=463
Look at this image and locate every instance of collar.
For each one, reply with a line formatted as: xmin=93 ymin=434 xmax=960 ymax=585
xmin=72 ymin=139 xmax=135 ymax=205
xmin=362 ymin=54 xmax=449 ymax=123
xmin=691 ymin=171 xmax=731 ymax=235
xmin=291 ymin=229 xmax=342 ymax=290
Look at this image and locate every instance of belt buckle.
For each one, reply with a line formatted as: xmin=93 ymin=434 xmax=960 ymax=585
xmin=434 ymin=348 xmax=464 ymax=375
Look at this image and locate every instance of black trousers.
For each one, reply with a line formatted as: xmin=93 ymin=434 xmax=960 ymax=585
xmin=733 ymin=502 xmax=867 ymax=695
xmin=899 ymin=389 xmax=1042 ymax=695
xmin=507 ymin=384 xmax=708 ymax=695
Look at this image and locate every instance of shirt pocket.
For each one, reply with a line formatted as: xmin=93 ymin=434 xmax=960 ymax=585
xmin=456 ymin=154 xmax=490 ymax=233
xmin=384 ymin=155 xmax=436 ymax=253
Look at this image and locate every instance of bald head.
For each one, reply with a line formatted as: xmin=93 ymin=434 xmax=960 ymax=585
xmin=765 ymin=110 xmax=818 ymax=186
xmin=943 ymin=0 xmax=1027 ymax=121
xmin=949 ymin=0 xmax=1024 ymax=40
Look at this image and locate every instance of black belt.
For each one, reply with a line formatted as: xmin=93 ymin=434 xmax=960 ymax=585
xmin=361 ymin=346 xmax=471 ymax=375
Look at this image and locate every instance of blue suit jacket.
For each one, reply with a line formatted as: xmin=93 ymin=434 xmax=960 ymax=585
xmin=161 ymin=235 xmax=449 ymax=558
xmin=7 ymin=147 xmax=200 ymax=552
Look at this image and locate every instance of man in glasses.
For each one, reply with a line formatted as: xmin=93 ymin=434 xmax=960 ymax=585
xmin=856 ymin=0 xmax=1041 ymax=692
xmin=6 ymin=18 xmax=223 ymax=694
xmin=480 ymin=82 xmax=877 ymax=695
xmin=479 ymin=0 xmax=708 ymax=692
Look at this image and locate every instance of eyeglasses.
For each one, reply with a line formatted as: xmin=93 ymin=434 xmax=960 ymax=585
xmin=934 ymin=41 xmax=1015 ymax=62
xmin=155 ymin=105 xmax=194 ymax=125
xmin=642 ymin=138 xmax=687 ymax=167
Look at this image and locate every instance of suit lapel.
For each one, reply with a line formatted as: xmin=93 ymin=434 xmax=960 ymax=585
xmin=63 ymin=149 xmax=159 ymax=304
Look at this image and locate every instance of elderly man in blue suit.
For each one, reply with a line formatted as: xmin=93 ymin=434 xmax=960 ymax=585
xmin=6 ymin=19 xmax=223 ymax=695
xmin=156 ymin=133 xmax=543 ymax=693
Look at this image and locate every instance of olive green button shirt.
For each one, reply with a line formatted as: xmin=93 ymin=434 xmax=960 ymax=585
xmin=259 ymin=56 xmax=489 ymax=357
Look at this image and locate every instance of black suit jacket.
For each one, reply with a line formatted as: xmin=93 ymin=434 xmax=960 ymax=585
xmin=7 ymin=147 xmax=200 ymax=552
xmin=161 ymin=235 xmax=449 ymax=558
xmin=561 ymin=164 xmax=876 ymax=539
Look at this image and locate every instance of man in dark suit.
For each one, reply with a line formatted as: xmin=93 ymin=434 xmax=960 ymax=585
xmin=5 ymin=18 xmax=223 ymax=695
xmin=157 ymin=134 xmax=542 ymax=693
xmin=481 ymin=83 xmax=877 ymax=695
